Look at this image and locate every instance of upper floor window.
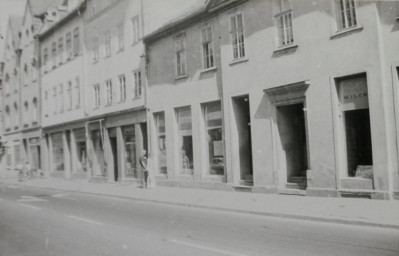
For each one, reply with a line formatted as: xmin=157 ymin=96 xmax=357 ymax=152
xmin=117 ymin=24 xmax=124 ymax=51
xmin=59 ymin=84 xmax=64 ymax=113
xmin=24 ymin=101 xmax=29 ymax=125
xmin=230 ymin=13 xmax=245 ymax=59
xmin=106 ymin=79 xmax=113 ymax=105
xmin=174 ymin=32 xmax=186 ymax=77
xmin=274 ymin=0 xmax=294 ymax=46
xmin=44 ymin=91 xmax=49 ymax=117
xmin=93 ymin=36 xmax=99 ymax=62
xmin=75 ymin=77 xmax=81 ymax=108
xmin=104 ymin=32 xmax=111 ymax=57
xmin=133 ymin=70 xmax=142 ymax=98
xmin=51 ymin=41 xmax=57 ymax=68
xmin=73 ymin=27 xmax=80 ymax=56
xmin=335 ymin=0 xmax=357 ymax=30
xmin=53 ymin=87 xmax=57 ymax=114
xmin=23 ymin=64 xmax=28 ymax=85
xmin=119 ymin=75 xmax=126 ymax=101
xmin=14 ymin=102 xmax=19 ymax=128
xmin=200 ymin=25 xmax=214 ymax=69
xmin=32 ymin=98 xmax=38 ymax=123
xmin=58 ymin=37 xmax=64 ymax=64
xmin=93 ymin=84 xmax=101 ymax=108
xmin=66 ymin=32 xmax=72 ymax=59
xmin=131 ymin=16 xmax=140 ymax=44
xmin=67 ymin=82 xmax=72 ymax=110
xmin=5 ymin=106 xmax=10 ymax=128
xmin=43 ymin=48 xmax=48 ymax=71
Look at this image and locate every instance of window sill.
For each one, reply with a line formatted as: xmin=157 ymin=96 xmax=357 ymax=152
xmin=5 ymin=93 xmax=10 ymax=97
xmin=175 ymin=75 xmax=188 ymax=80
xmin=117 ymin=48 xmax=124 ymax=54
xmin=75 ymin=105 xmax=80 ymax=109
xmin=229 ymin=57 xmax=249 ymax=66
xmin=118 ymin=99 xmax=126 ymax=104
xmin=92 ymin=60 xmax=99 ymax=65
xmin=31 ymin=121 xmax=38 ymax=126
xmin=273 ymin=44 xmax=298 ymax=54
xmin=132 ymin=96 xmax=142 ymax=100
xmin=93 ymin=107 xmax=100 ymax=110
xmin=23 ymin=124 xmax=29 ymax=128
xmin=330 ymin=26 xmax=363 ymax=40
xmin=105 ymin=103 xmax=112 ymax=107
xmin=131 ymin=40 xmax=141 ymax=47
xmin=200 ymin=66 xmax=217 ymax=74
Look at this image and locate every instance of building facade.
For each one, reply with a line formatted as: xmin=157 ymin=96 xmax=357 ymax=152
xmin=144 ymin=0 xmax=399 ymax=199
xmin=19 ymin=0 xmax=43 ymax=175
xmin=83 ymin=0 xmax=147 ymax=183
xmin=2 ymin=15 xmax=23 ymax=172
xmin=39 ymin=0 xmax=87 ymax=179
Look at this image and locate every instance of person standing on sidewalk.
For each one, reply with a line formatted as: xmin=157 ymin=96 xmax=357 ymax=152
xmin=139 ymin=150 xmax=148 ymax=188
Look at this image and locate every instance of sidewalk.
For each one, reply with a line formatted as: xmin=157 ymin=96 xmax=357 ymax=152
xmin=2 ymin=174 xmax=399 ymax=230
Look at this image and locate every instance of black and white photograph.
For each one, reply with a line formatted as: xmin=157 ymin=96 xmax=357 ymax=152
xmin=0 ymin=0 xmax=399 ymax=255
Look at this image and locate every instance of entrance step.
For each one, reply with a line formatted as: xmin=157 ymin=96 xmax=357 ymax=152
xmin=287 ymin=176 xmax=307 ymax=184
xmin=233 ymin=185 xmax=253 ymax=193
xmin=90 ymin=176 xmax=108 ymax=183
xmin=278 ymin=188 xmax=306 ymax=196
xmin=285 ymin=182 xmax=307 ymax=190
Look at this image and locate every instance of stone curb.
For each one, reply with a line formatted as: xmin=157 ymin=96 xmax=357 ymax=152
xmin=6 ymin=181 xmax=399 ymax=230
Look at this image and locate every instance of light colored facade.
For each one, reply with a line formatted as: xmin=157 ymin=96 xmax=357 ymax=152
xmin=143 ymin=0 xmax=399 ymax=199
xmin=39 ymin=0 xmax=87 ymax=178
xmin=144 ymin=2 xmax=227 ymax=189
xmin=1 ymin=16 xmax=23 ymax=171
xmin=83 ymin=0 xmax=147 ymax=182
xmin=19 ymin=0 xmax=42 ymax=174
xmin=217 ymin=0 xmax=399 ymax=199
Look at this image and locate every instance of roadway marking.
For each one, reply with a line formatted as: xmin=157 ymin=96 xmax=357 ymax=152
xmin=18 ymin=196 xmax=48 ymax=203
xmin=19 ymin=203 xmax=41 ymax=210
xmin=67 ymin=215 xmax=104 ymax=226
xmin=51 ymin=194 xmax=75 ymax=200
xmin=51 ymin=193 xmax=69 ymax=198
xmin=169 ymin=239 xmax=250 ymax=256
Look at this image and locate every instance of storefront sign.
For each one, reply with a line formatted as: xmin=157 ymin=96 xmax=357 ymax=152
xmin=340 ymin=76 xmax=369 ymax=111
xmin=74 ymin=128 xmax=86 ymax=142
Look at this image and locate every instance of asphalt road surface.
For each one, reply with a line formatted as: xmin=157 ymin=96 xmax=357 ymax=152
xmin=0 ymin=184 xmax=398 ymax=256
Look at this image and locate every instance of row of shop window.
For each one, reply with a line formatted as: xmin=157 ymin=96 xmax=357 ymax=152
xmin=153 ymin=101 xmax=224 ymax=176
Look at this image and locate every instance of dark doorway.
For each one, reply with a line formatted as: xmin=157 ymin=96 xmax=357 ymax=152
xmin=232 ymin=95 xmax=253 ymax=184
xmin=277 ymin=103 xmax=308 ymax=186
xmin=344 ymin=109 xmax=372 ymax=177
xmin=110 ymin=137 xmax=118 ymax=181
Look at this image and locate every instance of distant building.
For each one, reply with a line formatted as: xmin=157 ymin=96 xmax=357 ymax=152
xmin=1 ymin=15 xmax=23 ymax=171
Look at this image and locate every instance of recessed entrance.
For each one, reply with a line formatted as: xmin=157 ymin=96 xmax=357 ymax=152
xmin=344 ymin=109 xmax=372 ymax=177
xmin=110 ymin=137 xmax=118 ymax=181
xmin=277 ymin=103 xmax=308 ymax=186
xmin=338 ymin=74 xmax=373 ymax=180
xmin=232 ymin=95 xmax=253 ymax=184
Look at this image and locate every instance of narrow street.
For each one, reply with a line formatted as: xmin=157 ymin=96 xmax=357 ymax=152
xmin=0 ymin=185 xmax=398 ymax=256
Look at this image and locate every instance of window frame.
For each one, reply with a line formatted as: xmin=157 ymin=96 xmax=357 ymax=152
xmin=230 ymin=12 xmax=246 ymax=60
xmin=133 ymin=70 xmax=142 ymax=98
xmin=106 ymin=79 xmax=113 ymax=105
xmin=117 ymin=23 xmax=124 ymax=51
xmin=119 ymin=75 xmax=126 ymax=101
xmin=334 ymin=0 xmax=358 ymax=31
xmin=93 ymin=83 xmax=101 ymax=108
xmin=274 ymin=0 xmax=294 ymax=47
xmin=73 ymin=27 xmax=80 ymax=56
xmin=200 ymin=24 xmax=215 ymax=70
xmin=174 ymin=32 xmax=187 ymax=77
